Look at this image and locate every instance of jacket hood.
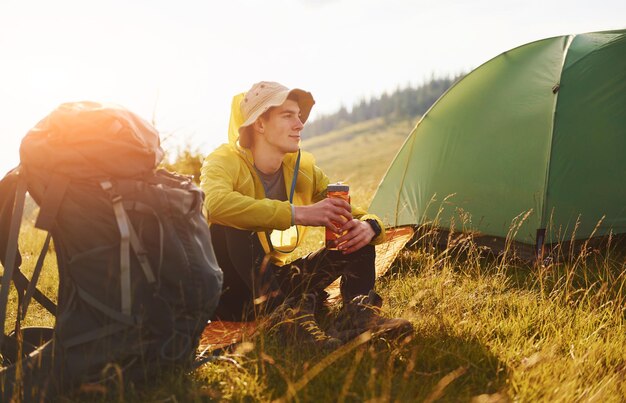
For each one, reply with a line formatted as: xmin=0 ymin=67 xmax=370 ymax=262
xmin=228 ymin=93 xmax=246 ymax=147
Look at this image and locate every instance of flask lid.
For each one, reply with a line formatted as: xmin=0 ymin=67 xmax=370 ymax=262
xmin=327 ymin=182 xmax=349 ymax=192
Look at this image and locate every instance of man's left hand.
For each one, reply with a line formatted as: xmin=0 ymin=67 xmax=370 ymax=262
xmin=335 ymin=219 xmax=375 ymax=254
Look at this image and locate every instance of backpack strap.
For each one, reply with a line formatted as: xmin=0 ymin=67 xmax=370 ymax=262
xmin=75 ymin=285 xmax=136 ymax=326
xmin=102 ymin=182 xmax=158 ymax=284
xmin=19 ymin=233 xmax=54 ymax=319
xmin=128 ymin=224 xmax=157 ymax=284
xmin=0 ymin=172 xmax=27 ymax=343
xmin=0 ymin=169 xmax=56 ymax=332
xmin=100 ymin=180 xmax=132 ymax=316
xmin=100 ymin=181 xmax=158 ymax=316
xmin=12 ymin=267 xmax=56 ymax=316
xmin=123 ymin=200 xmax=164 ymax=276
xmin=62 ymin=322 xmax=129 ymax=349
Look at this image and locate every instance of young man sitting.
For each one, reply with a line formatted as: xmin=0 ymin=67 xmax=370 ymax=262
xmin=200 ymin=81 xmax=413 ymax=348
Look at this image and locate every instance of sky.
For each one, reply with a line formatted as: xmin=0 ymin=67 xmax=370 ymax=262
xmin=0 ymin=0 xmax=624 ymax=174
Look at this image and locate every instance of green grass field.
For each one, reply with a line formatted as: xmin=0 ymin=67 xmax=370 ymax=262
xmin=4 ymin=117 xmax=626 ymax=402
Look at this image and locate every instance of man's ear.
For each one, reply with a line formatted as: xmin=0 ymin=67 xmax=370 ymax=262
xmin=253 ymin=119 xmax=265 ymax=134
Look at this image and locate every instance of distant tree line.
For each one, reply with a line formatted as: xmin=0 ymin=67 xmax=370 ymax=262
xmin=302 ymin=74 xmax=464 ymax=137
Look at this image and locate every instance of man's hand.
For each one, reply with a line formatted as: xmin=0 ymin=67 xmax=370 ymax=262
xmin=335 ymin=219 xmax=375 ymax=254
xmin=294 ymin=198 xmax=352 ymax=232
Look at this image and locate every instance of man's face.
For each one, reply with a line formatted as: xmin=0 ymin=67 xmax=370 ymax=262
xmin=257 ymin=99 xmax=304 ymax=155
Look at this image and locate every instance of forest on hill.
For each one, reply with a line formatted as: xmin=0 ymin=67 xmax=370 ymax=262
xmin=302 ymin=74 xmax=463 ymax=138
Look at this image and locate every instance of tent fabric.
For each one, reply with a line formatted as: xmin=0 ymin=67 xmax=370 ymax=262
xmin=544 ymin=31 xmax=626 ymax=242
xmin=370 ymin=30 xmax=626 ymax=246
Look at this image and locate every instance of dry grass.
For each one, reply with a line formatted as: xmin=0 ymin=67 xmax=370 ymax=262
xmin=3 ymin=117 xmax=626 ymax=402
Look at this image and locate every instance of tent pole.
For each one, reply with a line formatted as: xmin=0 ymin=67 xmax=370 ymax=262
xmin=535 ymin=228 xmax=546 ymax=261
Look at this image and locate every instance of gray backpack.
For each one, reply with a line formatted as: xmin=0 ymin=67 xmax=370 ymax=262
xmin=0 ymin=102 xmax=223 ymax=401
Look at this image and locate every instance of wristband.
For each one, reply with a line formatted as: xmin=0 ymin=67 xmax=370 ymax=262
xmin=365 ymin=219 xmax=382 ymax=238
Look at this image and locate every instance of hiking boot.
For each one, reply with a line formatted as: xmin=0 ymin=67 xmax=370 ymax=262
xmin=313 ymin=290 xmax=334 ymax=322
xmin=266 ymin=294 xmax=342 ymax=350
xmin=331 ymin=290 xmax=414 ymax=342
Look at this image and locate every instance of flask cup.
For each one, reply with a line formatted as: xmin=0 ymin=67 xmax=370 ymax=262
xmin=325 ymin=183 xmax=350 ymax=250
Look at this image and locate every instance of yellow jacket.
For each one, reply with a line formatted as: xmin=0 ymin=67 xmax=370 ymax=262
xmin=200 ymin=94 xmax=385 ymax=266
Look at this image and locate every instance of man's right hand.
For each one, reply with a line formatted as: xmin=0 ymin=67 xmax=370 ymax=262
xmin=294 ymin=198 xmax=352 ymax=233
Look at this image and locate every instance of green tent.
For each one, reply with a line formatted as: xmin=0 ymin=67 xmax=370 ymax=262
xmin=370 ymin=29 xmax=626 ymax=252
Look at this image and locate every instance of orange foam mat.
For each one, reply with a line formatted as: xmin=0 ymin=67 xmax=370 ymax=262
xmin=199 ymin=320 xmax=258 ymax=353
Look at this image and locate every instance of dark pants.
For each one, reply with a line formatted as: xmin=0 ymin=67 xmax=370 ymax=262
xmin=210 ymin=224 xmax=376 ymax=321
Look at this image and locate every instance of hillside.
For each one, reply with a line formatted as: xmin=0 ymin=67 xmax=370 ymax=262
xmin=303 ymin=117 xmax=415 ymax=209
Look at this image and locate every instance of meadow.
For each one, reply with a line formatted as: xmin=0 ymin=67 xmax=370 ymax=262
xmin=4 ymin=117 xmax=626 ymax=402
